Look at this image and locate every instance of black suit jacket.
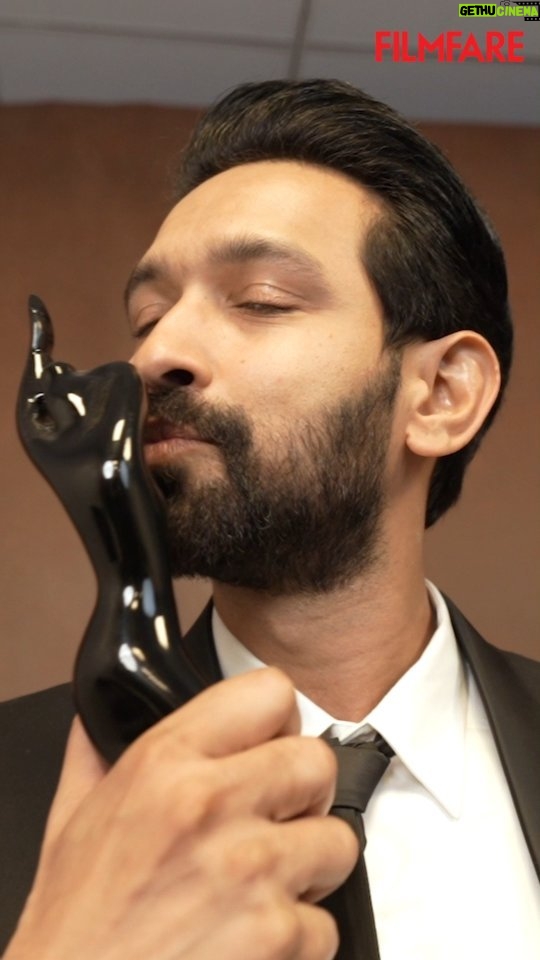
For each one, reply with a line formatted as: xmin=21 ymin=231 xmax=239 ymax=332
xmin=0 ymin=597 xmax=539 ymax=952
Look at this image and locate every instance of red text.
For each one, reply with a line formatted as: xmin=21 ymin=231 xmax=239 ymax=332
xmin=374 ymin=31 xmax=525 ymax=62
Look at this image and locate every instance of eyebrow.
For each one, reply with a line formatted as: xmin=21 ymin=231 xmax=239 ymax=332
xmin=207 ymin=236 xmax=329 ymax=284
xmin=124 ymin=261 xmax=164 ymax=312
xmin=124 ymin=235 xmax=333 ymax=311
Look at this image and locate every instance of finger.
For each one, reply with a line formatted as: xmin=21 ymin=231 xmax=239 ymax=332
xmin=43 ymin=717 xmax=109 ymax=845
xmin=293 ymin=902 xmax=340 ymax=960
xmin=217 ymin=735 xmax=338 ymax=821
xmin=211 ymin=814 xmax=358 ymax=905
xmin=274 ymin=815 xmax=359 ymax=902
xmin=28 ymin=294 xmax=54 ymax=363
xmin=200 ymin=899 xmax=339 ymax=960
xmin=132 ymin=667 xmax=301 ymax=761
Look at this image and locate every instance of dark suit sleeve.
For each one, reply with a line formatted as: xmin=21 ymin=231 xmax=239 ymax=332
xmin=0 ymin=684 xmax=74 ymax=953
xmin=448 ymin=596 xmax=540 ymax=880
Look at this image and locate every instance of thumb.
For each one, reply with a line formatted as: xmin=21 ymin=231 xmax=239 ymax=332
xmin=43 ymin=716 xmax=109 ymax=845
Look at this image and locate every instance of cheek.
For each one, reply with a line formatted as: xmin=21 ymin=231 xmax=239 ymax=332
xmin=234 ymin=364 xmax=349 ymax=429
xmin=219 ymin=320 xmax=381 ymax=418
xmin=222 ymin=344 xmax=311 ymax=408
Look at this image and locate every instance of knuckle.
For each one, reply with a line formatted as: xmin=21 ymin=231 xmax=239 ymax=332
xmin=263 ymin=665 xmax=296 ymax=693
xmin=277 ymin=733 xmax=334 ymax=777
xmin=121 ymin=723 xmax=167 ymax=773
xmin=169 ymin=771 xmax=223 ymax=833
xmin=254 ymin=901 xmax=303 ymax=958
xmin=219 ymin=829 xmax=279 ymax=887
xmin=119 ymin=738 xmax=224 ymax=834
xmin=291 ymin=736 xmax=338 ymax=802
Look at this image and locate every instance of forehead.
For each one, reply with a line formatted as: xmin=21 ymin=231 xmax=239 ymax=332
xmin=148 ymin=160 xmax=381 ymax=272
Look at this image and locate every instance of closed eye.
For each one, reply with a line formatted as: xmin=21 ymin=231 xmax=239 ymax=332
xmin=238 ymin=301 xmax=297 ymax=316
xmin=131 ymin=318 xmax=161 ymax=341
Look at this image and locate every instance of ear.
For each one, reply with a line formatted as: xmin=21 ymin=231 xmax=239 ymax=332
xmin=403 ymin=331 xmax=501 ymax=458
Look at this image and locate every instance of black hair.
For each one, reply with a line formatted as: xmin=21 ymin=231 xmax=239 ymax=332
xmin=174 ymin=79 xmax=513 ymax=526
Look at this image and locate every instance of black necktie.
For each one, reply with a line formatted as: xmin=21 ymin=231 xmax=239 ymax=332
xmin=321 ymin=736 xmax=394 ymax=960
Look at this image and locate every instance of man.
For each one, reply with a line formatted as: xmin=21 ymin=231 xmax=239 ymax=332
xmin=1 ymin=80 xmax=539 ymax=959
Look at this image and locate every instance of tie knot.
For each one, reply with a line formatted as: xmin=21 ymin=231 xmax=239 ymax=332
xmin=329 ymin=737 xmax=393 ymax=814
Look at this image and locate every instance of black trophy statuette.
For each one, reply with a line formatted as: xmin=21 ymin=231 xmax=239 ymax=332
xmin=17 ymin=296 xmax=206 ymax=763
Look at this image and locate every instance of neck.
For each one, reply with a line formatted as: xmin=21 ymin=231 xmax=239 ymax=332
xmin=212 ymin=537 xmax=434 ymax=721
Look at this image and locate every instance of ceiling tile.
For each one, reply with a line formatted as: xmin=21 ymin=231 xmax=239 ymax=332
xmin=299 ymin=48 xmax=540 ymax=125
xmin=0 ymin=0 xmax=301 ymax=41
xmin=307 ymin=0 xmax=458 ymax=42
xmin=0 ymin=29 xmax=291 ymax=104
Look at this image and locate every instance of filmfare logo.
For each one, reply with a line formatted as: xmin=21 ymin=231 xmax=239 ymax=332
xmin=374 ymin=2 xmax=538 ymax=62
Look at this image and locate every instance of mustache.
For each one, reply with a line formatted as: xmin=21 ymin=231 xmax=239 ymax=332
xmin=145 ymin=386 xmax=251 ymax=451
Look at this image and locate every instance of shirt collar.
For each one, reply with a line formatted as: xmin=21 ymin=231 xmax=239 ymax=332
xmin=212 ymin=581 xmax=467 ymax=818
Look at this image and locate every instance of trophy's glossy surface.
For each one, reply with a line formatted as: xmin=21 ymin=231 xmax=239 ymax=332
xmin=17 ymin=296 xmax=205 ymax=763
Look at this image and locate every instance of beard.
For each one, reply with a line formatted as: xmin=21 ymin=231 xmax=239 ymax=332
xmin=148 ymin=355 xmax=401 ymax=595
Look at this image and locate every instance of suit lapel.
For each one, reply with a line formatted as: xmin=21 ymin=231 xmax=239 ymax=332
xmin=181 ymin=602 xmax=223 ymax=689
xmin=447 ymin=597 xmax=540 ymax=879
xmin=183 ymin=598 xmax=540 ymax=880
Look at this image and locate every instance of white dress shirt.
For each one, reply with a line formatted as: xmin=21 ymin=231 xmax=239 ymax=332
xmin=212 ymin=582 xmax=540 ymax=958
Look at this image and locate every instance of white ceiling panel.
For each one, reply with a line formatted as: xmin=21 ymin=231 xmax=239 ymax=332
xmin=300 ymin=49 xmax=540 ymax=125
xmin=0 ymin=28 xmax=290 ymax=104
xmin=0 ymin=0 xmax=301 ymax=41
xmin=308 ymin=0 xmax=462 ymax=43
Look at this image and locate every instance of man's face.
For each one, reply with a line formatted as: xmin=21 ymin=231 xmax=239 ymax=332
xmin=127 ymin=161 xmax=401 ymax=593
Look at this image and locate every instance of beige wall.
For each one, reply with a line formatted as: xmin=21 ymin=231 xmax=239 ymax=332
xmin=1 ymin=105 xmax=538 ymax=701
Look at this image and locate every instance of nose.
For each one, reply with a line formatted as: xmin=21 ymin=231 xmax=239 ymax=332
xmin=130 ymin=310 xmax=213 ymax=392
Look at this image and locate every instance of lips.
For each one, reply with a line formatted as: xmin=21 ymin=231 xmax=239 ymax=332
xmin=144 ymin=417 xmax=208 ymax=446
